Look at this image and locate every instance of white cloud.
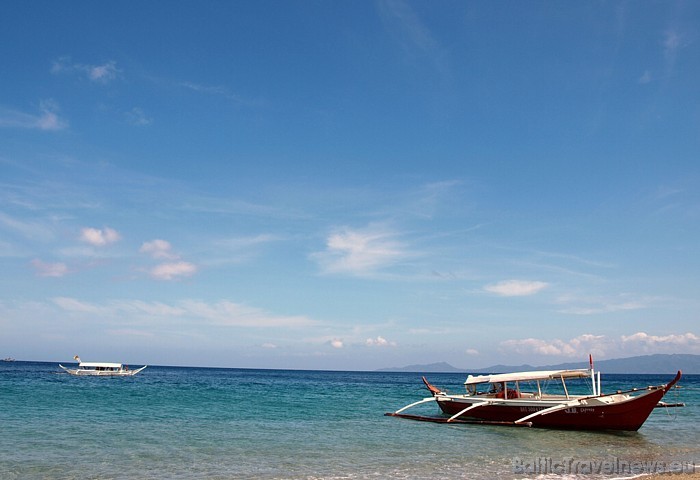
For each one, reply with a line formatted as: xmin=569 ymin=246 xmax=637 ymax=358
xmin=140 ymin=239 xmax=197 ymax=281
xmin=484 ymin=280 xmax=548 ymax=297
xmin=330 ymin=338 xmax=344 ymax=349
xmin=0 ymin=101 xmax=68 ymax=131
xmin=140 ymin=239 xmax=177 ymax=259
xmin=465 ymin=348 xmax=479 ymax=356
xmin=262 ymin=343 xmax=278 ymax=349
xmin=622 ymin=331 xmax=699 ymax=347
xmin=149 ymin=261 xmax=197 ymax=280
xmin=500 ymin=332 xmax=700 ymax=359
xmin=501 ymin=334 xmax=605 ymax=357
xmin=365 ymin=336 xmax=396 ymax=347
xmin=312 ymin=225 xmax=406 ymax=275
xmin=80 ymin=227 xmax=121 ymax=246
xmin=31 ymin=259 xmax=69 ymax=277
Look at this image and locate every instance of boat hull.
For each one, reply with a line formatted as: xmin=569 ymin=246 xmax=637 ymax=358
xmin=435 ymin=387 xmax=667 ymax=431
xmin=62 ymin=370 xmax=141 ymax=376
xmin=59 ymin=364 xmax=146 ymax=376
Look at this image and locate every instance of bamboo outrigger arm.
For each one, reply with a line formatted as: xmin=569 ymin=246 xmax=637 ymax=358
xmin=447 ymin=402 xmax=492 ymax=422
xmin=393 ymin=397 xmax=437 ymax=415
xmin=514 ymin=401 xmax=580 ymax=425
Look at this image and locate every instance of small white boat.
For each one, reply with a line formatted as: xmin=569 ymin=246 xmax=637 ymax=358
xmin=59 ymin=356 xmax=146 ymax=376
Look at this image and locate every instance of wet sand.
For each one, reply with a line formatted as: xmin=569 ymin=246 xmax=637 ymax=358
xmin=648 ymin=472 xmax=700 ymax=478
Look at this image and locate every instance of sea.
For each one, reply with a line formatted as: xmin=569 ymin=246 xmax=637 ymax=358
xmin=1 ymin=361 xmax=698 ymax=480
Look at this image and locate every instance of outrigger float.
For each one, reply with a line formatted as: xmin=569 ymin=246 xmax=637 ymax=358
xmin=386 ymin=357 xmax=683 ymax=431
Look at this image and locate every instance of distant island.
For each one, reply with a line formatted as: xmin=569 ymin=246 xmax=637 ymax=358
xmin=378 ymin=353 xmax=700 ymax=374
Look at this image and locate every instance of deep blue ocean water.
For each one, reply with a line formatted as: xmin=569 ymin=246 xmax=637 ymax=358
xmin=1 ymin=362 xmax=698 ymax=479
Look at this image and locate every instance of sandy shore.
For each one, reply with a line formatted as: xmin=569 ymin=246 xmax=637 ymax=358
xmin=647 ymin=472 xmax=700 ymax=478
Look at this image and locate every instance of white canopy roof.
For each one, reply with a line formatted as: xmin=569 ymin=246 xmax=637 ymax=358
xmin=79 ymin=362 xmax=123 ymax=368
xmin=464 ymin=368 xmax=591 ymax=385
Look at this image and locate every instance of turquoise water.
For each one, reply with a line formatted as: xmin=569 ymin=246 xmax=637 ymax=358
xmin=1 ymin=362 xmax=698 ymax=479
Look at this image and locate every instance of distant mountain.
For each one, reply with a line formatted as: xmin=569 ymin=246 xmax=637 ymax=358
xmin=379 ymin=354 xmax=700 ymax=374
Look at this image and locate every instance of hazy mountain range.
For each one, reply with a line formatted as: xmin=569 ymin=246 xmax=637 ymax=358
xmin=378 ymin=354 xmax=700 ymax=374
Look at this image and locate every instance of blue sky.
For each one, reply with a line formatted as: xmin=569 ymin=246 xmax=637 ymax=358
xmin=1 ymin=1 xmax=699 ymax=370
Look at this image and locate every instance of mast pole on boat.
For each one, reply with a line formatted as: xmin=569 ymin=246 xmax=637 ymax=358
xmin=590 ymin=354 xmax=596 ymax=396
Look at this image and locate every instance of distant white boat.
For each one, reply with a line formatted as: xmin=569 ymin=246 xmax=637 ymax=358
xmin=59 ymin=356 xmax=146 ymax=376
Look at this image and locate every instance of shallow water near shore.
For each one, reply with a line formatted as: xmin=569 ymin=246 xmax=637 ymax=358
xmin=1 ymin=361 xmax=698 ymax=479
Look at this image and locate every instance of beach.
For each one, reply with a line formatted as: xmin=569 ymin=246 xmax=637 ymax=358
xmin=651 ymin=473 xmax=700 ymax=479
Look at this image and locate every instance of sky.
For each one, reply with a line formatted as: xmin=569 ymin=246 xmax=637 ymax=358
xmin=1 ymin=1 xmax=699 ymax=371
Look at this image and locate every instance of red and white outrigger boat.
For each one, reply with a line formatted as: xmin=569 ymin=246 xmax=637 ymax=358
xmin=387 ymin=358 xmax=682 ymax=431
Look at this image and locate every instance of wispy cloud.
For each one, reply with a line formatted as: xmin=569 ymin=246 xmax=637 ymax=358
xmin=177 ymin=299 xmax=316 ymax=328
xmin=638 ymin=70 xmax=652 ymax=84
xmin=31 ymin=259 xmax=69 ymax=277
xmin=51 ymin=57 xmax=120 ymax=84
xmin=663 ymin=30 xmax=682 ymax=58
xmin=311 ymin=224 xmax=407 ymax=276
xmin=0 ymin=212 xmax=56 ymax=242
xmin=556 ymin=293 xmax=648 ymax=315
xmin=622 ymin=331 xmax=699 ymax=348
xmin=0 ymin=101 xmax=68 ymax=131
xmin=51 ymin=297 xmax=317 ymax=329
xmin=125 ymin=107 xmax=153 ymax=126
xmin=378 ymin=0 xmax=438 ymax=55
xmin=208 ymin=234 xmax=280 ymax=265
xmin=662 ymin=29 xmax=689 ymax=77
xmin=377 ymin=0 xmax=448 ymax=76
xmin=484 ymin=280 xmax=549 ymax=297
xmin=53 ymin=296 xmax=105 ymax=314
xmin=177 ymin=81 xmax=263 ymax=107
